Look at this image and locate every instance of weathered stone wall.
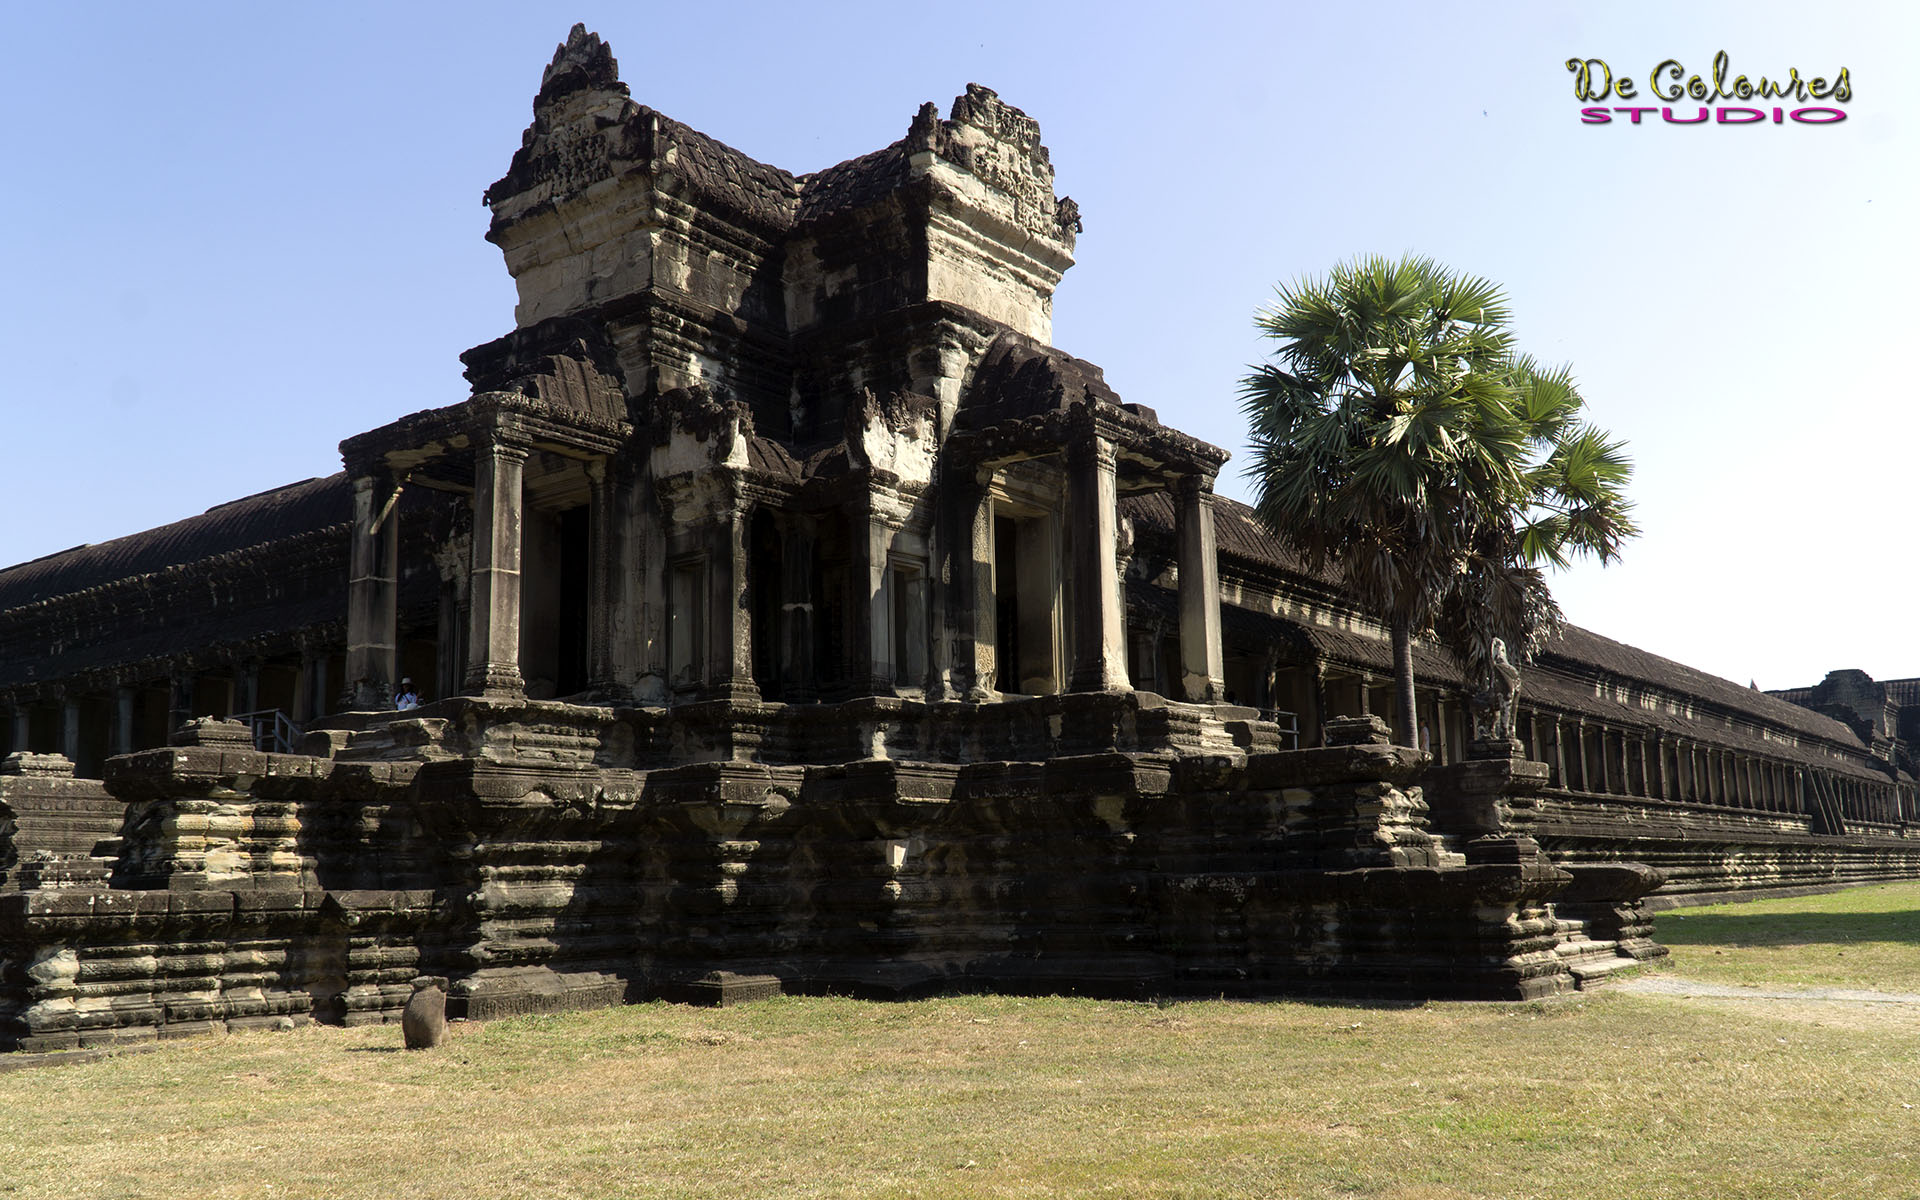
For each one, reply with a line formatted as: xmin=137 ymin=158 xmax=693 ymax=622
xmin=1 ymin=703 xmax=1654 ymax=1050
xmin=0 ymin=754 xmax=121 ymax=893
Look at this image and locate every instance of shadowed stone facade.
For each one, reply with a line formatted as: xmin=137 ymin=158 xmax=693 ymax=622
xmin=0 ymin=27 xmax=1914 ymax=1049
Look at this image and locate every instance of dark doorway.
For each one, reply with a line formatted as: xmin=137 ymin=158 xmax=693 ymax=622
xmin=750 ymin=509 xmax=783 ymax=699
xmin=557 ymin=505 xmax=590 ymax=696
xmin=994 ymin=516 xmax=1021 ymax=693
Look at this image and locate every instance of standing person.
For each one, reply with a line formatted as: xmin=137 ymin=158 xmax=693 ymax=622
xmin=394 ymin=678 xmax=419 ymax=710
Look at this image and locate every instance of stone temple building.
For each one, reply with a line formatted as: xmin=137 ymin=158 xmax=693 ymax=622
xmin=2 ymin=27 xmax=1916 ymax=1048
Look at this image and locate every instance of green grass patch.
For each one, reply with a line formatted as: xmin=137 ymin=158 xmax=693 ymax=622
xmin=1657 ymin=880 xmax=1920 ymax=992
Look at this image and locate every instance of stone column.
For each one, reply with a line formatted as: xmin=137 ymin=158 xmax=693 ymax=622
xmin=465 ymin=433 xmax=528 ymax=696
xmin=60 ymin=697 xmax=80 ymax=762
xmin=779 ymin=517 xmax=817 ymax=703
xmin=113 ymin=686 xmax=135 ymax=756
xmin=308 ymin=655 xmax=330 ymax=721
xmin=1174 ymin=475 xmax=1224 ymax=704
xmin=1574 ymin=721 xmax=1591 ymax=792
xmin=708 ymin=501 xmax=760 ymax=703
xmin=9 ymin=706 xmax=27 ymax=755
xmin=1066 ymin=433 xmax=1128 ymax=693
xmin=292 ymin=652 xmax=317 ymax=725
xmin=237 ymin=659 xmax=261 ymax=717
xmin=168 ymin=672 xmax=194 ymax=734
xmin=854 ymin=505 xmax=891 ymax=695
xmin=958 ymin=477 xmax=996 ymax=699
xmin=345 ymin=469 xmax=401 ymax=709
xmin=631 ymin=470 xmax=669 ymax=705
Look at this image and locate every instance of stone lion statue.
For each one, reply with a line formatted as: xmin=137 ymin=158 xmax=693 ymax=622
xmin=1468 ymin=636 xmax=1522 ymax=744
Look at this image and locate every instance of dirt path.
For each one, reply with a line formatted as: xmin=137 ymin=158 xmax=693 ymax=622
xmin=1622 ymin=976 xmax=1920 ymax=1004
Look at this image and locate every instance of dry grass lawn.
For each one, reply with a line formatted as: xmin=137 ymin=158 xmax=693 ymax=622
xmin=3 ymin=884 xmax=1917 ymax=1199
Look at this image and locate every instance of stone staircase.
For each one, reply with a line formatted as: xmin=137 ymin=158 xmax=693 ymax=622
xmin=1549 ymin=910 xmax=1645 ymax=989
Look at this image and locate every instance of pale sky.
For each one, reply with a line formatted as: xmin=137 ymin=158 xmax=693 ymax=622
xmin=1 ymin=2 xmax=1910 ymax=692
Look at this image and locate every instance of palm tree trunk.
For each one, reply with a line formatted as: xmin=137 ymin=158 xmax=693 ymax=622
xmin=1390 ymin=614 xmax=1419 ymax=750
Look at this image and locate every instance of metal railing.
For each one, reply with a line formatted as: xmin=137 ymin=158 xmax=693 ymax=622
xmin=1260 ymin=708 xmax=1302 ymax=751
xmin=230 ymin=708 xmax=302 ymax=755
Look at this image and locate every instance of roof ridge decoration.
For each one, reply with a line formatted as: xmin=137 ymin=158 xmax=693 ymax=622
xmin=536 ymin=23 xmax=627 ymax=109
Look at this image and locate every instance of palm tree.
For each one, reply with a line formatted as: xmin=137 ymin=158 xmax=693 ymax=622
xmin=1239 ymin=255 xmax=1634 ymax=748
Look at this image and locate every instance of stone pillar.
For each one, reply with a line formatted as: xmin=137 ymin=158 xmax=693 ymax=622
xmin=1574 ymin=721 xmax=1591 ymax=792
xmin=1174 ymin=475 xmax=1224 ymax=704
xmin=632 ymin=471 xmax=669 ymax=705
xmin=292 ymin=652 xmax=317 ymax=725
xmin=310 ymin=656 xmax=331 ymax=721
xmin=345 ymin=470 xmax=401 ymax=709
xmin=168 ymin=672 xmax=194 ymax=734
xmin=584 ymin=458 xmax=621 ymax=698
xmin=113 ymin=686 xmax=136 ymax=756
xmin=708 ymin=501 xmax=760 ymax=703
xmin=237 ymin=659 xmax=261 ymax=717
xmin=8 ymin=706 xmax=26 ymax=755
xmin=60 ymin=697 xmax=80 ymax=762
xmin=1066 ymin=433 xmax=1128 ymax=693
xmin=465 ymin=433 xmax=528 ymax=697
xmin=779 ymin=517 xmax=817 ymax=703
xmin=957 ymin=477 xmax=996 ymax=699
xmin=854 ymin=505 xmax=891 ymax=695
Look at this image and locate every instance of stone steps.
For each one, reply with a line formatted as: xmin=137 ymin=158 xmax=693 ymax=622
xmin=1550 ymin=916 xmax=1643 ymax=989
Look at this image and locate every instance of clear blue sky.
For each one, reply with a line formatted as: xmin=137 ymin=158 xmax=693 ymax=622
xmin=1 ymin=2 xmax=1909 ymax=691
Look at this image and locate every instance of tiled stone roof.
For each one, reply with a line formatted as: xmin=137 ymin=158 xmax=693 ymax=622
xmin=0 ymin=476 xmax=350 ymax=612
xmin=797 ymin=142 xmax=912 ymax=225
